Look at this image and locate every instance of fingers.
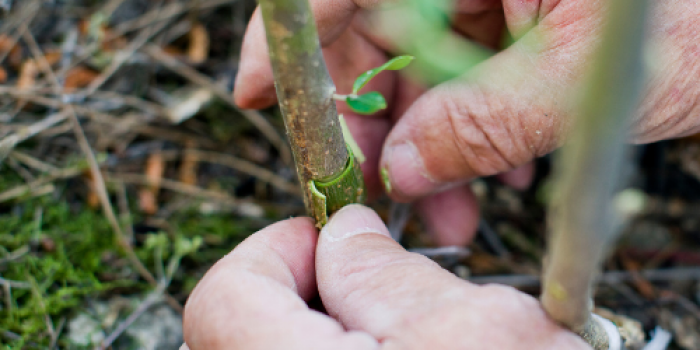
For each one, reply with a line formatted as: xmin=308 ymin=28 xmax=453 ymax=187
xmin=631 ymin=1 xmax=700 ymax=143
xmin=234 ymin=1 xmax=385 ymax=109
xmin=315 ymin=205 xmax=591 ymax=349
xmin=316 ymin=204 xmax=468 ymax=335
xmin=380 ymin=1 xmax=603 ymax=201
xmin=233 ymin=10 xmax=276 ymax=109
xmin=501 ymin=0 xmax=540 ymax=39
xmin=416 ymin=185 xmax=480 ymax=246
xmin=496 ymin=162 xmax=535 ymax=191
xmin=416 ymin=163 xmax=533 ymax=248
xmin=183 ymin=217 xmax=378 ymax=350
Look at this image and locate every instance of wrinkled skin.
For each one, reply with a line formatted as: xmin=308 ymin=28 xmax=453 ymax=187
xmin=182 ymin=1 xmax=700 ymax=348
xmin=182 ymin=205 xmax=590 ymax=349
xmin=234 ymin=0 xmax=700 ymax=246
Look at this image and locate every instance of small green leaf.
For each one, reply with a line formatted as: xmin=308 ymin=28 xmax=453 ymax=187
xmin=383 ymin=55 xmax=414 ymax=70
xmin=346 ymin=92 xmax=387 ymax=115
xmin=352 ymin=55 xmax=414 ymax=94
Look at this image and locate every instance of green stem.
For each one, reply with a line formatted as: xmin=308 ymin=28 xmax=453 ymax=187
xmin=258 ymin=0 xmax=365 ymax=225
xmin=540 ymin=1 xmax=650 ymax=349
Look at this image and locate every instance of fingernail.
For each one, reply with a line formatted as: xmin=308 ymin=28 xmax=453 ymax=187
xmin=179 ymin=344 xmax=190 ymax=350
xmin=321 ymin=204 xmax=391 ymax=242
xmin=384 ymin=142 xmax=437 ymax=197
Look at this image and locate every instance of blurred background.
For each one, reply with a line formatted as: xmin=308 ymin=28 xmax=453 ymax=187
xmin=0 ymin=0 xmax=699 ymax=349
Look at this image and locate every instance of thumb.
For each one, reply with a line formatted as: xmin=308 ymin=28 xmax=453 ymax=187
xmin=380 ymin=1 xmax=603 ymax=200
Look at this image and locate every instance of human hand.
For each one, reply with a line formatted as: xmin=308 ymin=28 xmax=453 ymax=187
xmin=233 ymin=1 xmax=700 ymax=247
xmin=182 ymin=204 xmax=591 ymax=349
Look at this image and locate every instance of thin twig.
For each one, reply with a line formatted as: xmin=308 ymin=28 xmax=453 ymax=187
xmin=478 ymin=220 xmax=511 ymax=258
xmin=388 ymin=202 xmax=412 ymax=241
xmin=97 ymin=283 xmax=167 ymax=350
xmin=0 ymin=276 xmax=32 ymax=289
xmin=99 ymin=241 xmax=188 ymax=350
xmin=83 ymin=10 xmax=171 ymax=95
xmin=115 ymin=181 xmax=135 ymax=243
xmin=0 ymin=167 xmax=84 ymax=203
xmin=26 ymin=275 xmax=56 ymax=343
xmin=6 ymin=156 xmax=35 ymax=182
xmin=0 ymin=86 xmax=167 ymax=117
xmin=0 ymin=0 xmax=38 ymax=63
xmin=9 ymin=150 xmax=59 ymax=173
xmin=0 ymin=110 xmax=72 ymax=162
xmin=409 ymin=246 xmax=471 ymax=259
xmin=49 ymin=317 xmax=66 ymax=350
xmin=659 ymin=291 xmax=700 ymax=321
xmin=64 ymin=0 xmax=237 ymax=75
xmin=107 ymin=172 xmax=237 ymax=205
xmin=21 ymin=28 xmax=184 ymax=313
xmin=166 ymin=149 xmax=299 ymax=195
xmin=143 ymin=44 xmax=290 ymax=163
xmin=0 ymin=245 xmax=30 ymax=265
xmin=0 ymin=89 xmax=217 ymax=147
xmin=112 ymin=0 xmax=237 ymax=40
xmin=469 ymin=267 xmax=700 ymax=288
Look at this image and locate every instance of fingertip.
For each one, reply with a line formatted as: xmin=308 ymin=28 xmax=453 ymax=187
xmin=232 ymin=83 xmax=277 ymax=109
xmin=320 ymin=204 xmax=391 ymax=242
xmin=417 ymin=186 xmax=480 ymax=247
xmin=496 ymin=162 xmax=535 ymax=191
xmin=234 ymin=8 xmax=277 ymax=109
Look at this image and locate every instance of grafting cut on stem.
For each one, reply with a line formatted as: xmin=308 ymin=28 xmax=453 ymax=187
xmin=257 ymin=0 xmax=365 ymax=226
xmin=541 ymin=0 xmax=650 ymax=349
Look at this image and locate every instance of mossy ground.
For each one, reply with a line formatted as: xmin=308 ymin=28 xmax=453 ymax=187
xmin=0 ymin=168 xmax=259 ymax=348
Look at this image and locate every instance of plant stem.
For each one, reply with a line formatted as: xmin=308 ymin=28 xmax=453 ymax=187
xmin=258 ymin=0 xmax=364 ymax=224
xmin=540 ymin=1 xmax=650 ymax=349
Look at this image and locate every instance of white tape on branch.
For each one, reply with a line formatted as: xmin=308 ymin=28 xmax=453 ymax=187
xmin=641 ymin=327 xmax=672 ymax=350
xmin=592 ymin=314 xmax=622 ymax=350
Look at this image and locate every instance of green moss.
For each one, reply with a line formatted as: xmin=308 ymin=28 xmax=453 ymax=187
xmin=0 ymin=190 xmax=258 ymax=347
xmin=0 ymin=197 xmax=137 ymax=347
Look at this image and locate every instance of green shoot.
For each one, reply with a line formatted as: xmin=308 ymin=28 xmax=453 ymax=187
xmin=346 ymin=92 xmax=388 ymax=115
xmin=352 ymin=55 xmax=414 ymax=94
xmin=333 ymin=56 xmax=414 ymax=115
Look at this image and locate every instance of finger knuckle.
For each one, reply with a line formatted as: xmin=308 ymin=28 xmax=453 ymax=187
xmin=438 ymin=88 xmax=520 ymax=176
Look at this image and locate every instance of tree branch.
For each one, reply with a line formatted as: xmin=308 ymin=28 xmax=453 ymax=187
xmin=541 ymin=1 xmax=651 ymax=349
xmin=258 ymin=0 xmax=365 ymax=224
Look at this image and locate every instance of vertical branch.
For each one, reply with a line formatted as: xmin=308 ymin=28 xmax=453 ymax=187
xmin=259 ymin=0 xmax=363 ymax=224
xmin=541 ymin=1 xmax=650 ymax=349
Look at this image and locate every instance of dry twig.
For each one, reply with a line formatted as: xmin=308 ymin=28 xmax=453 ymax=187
xmin=19 ymin=25 xmax=183 ymax=312
xmin=143 ymin=44 xmax=291 ymax=164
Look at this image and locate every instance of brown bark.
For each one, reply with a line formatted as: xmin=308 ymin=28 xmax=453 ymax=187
xmin=259 ymin=0 xmax=361 ymax=223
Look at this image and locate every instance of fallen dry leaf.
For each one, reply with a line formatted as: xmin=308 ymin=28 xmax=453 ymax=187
xmin=101 ymin=27 xmax=128 ymax=51
xmin=64 ymin=66 xmax=99 ymax=92
xmin=83 ymin=170 xmax=101 ymax=209
xmin=0 ymin=34 xmax=14 ymax=51
xmin=187 ymin=22 xmax=209 ymax=64
xmin=42 ymin=50 xmax=62 ymax=67
xmin=161 ymin=45 xmax=185 ymax=58
xmin=164 ymin=86 xmax=214 ymax=123
xmin=17 ymin=59 xmax=39 ymax=91
xmin=78 ymin=20 xmax=128 ymax=52
xmin=139 ymin=152 xmax=165 ymax=215
xmin=179 ymin=141 xmax=199 ymax=186
xmin=620 ymin=253 xmax=657 ymax=299
xmin=0 ymin=34 xmax=23 ymax=68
